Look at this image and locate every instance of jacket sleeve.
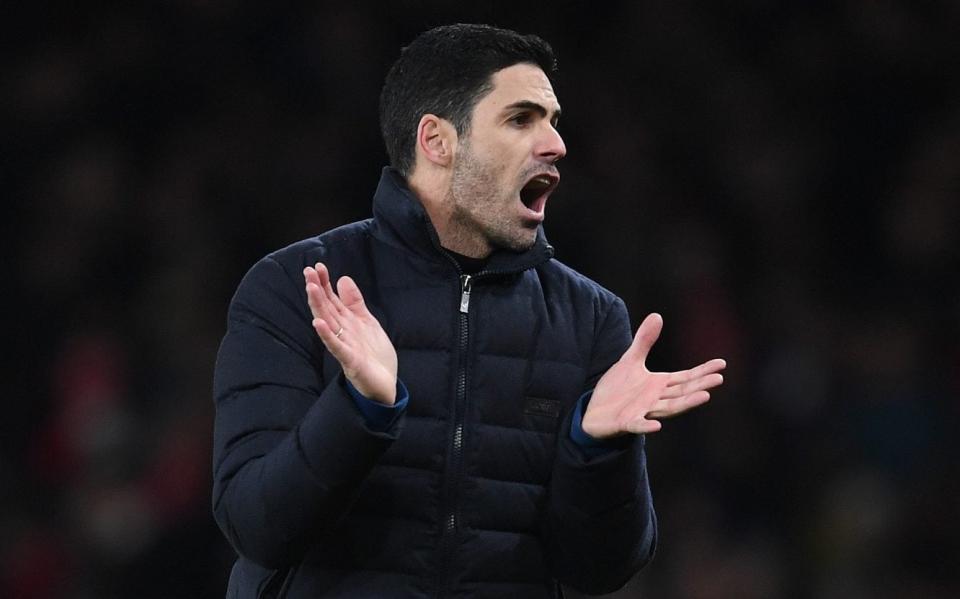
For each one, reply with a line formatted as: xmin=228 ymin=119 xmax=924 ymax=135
xmin=541 ymin=296 xmax=657 ymax=594
xmin=211 ymin=255 xmax=402 ymax=569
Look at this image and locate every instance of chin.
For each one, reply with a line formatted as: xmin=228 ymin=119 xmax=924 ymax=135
xmin=497 ymin=232 xmax=538 ymax=253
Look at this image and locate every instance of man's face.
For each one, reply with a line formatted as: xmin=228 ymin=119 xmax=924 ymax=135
xmin=447 ymin=63 xmax=566 ymax=255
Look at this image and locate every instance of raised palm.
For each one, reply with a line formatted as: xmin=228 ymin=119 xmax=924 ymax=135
xmin=304 ymin=262 xmax=398 ymax=405
xmin=582 ymin=313 xmax=726 ymax=439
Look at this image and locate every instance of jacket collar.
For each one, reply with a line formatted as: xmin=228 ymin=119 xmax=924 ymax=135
xmin=371 ymin=167 xmax=554 ymax=277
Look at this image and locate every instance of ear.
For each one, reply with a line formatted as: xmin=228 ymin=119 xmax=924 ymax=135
xmin=416 ymin=114 xmax=457 ymax=167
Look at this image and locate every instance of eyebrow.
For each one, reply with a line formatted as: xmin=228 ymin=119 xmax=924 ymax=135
xmin=503 ymin=100 xmax=562 ymax=120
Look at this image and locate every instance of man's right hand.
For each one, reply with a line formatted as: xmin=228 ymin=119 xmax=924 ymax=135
xmin=304 ymin=262 xmax=399 ymax=405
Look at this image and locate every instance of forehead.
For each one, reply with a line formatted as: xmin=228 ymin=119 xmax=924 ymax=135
xmin=476 ymin=63 xmax=560 ymax=113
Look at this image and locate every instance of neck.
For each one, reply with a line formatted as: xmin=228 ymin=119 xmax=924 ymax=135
xmin=407 ymin=167 xmax=492 ymax=259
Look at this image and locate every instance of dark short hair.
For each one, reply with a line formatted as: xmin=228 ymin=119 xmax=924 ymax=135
xmin=379 ymin=24 xmax=557 ymax=176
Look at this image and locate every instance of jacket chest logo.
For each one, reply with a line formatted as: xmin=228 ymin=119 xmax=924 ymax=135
xmin=523 ymin=396 xmax=562 ymax=419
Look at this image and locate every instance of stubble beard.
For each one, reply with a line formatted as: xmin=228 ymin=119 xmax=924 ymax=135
xmin=448 ymin=144 xmax=537 ymax=256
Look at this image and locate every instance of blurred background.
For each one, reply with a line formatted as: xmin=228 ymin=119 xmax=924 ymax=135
xmin=3 ymin=1 xmax=958 ymax=597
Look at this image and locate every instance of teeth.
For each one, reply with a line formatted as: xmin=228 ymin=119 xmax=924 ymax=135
xmin=529 ymin=175 xmax=551 ymax=188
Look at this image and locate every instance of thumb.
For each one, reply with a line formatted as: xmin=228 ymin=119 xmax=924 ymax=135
xmin=336 ymin=276 xmax=368 ymax=315
xmin=626 ymin=312 xmax=663 ymax=361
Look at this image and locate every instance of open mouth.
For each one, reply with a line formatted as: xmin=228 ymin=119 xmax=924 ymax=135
xmin=519 ymin=172 xmax=559 ymax=215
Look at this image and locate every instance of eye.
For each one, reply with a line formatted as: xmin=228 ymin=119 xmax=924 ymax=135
xmin=509 ymin=112 xmax=532 ymax=127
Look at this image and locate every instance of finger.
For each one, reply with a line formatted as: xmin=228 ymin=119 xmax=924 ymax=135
xmin=647 ymin=390 xmax=710 ymax=419
xmin=304 ymin=269 xmax=326 ymax=313
xmin=625 ymin=313 xmax=663 ymax=362
xmin=314 ymin=262 xmax=336 ymax=298
xmin=666 ymin=358 xmax=727 ymax=387
xmin=313 ymin=317 xmax=352 ymax=362
xmin=305 ymin=278 xmax=323 ymax=317
xmin=314 ymin=263 xmax=350 ymax=318
xmin=303 ymin=265 xmax=321 ymax=287
xmin=626 ymin=416 xmax=662 ymax=435
xmin=304 ymin=266 xmax=327 ymax=311
xmin=305 ymin=279 xmax=341 ymax=331
xmin=665 ymin=358 xmax=726 ymax=387
xmin=661 ymin=372 xmax=724 ymax=400
xmin=311 ymin=261 xmax=331 ymax=289
xmin=336 ymin=276 xmax=369 ymax=318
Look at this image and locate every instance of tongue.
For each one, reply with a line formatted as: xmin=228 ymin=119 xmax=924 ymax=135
xmin=521 ymin=178 xmax=550 ymax=207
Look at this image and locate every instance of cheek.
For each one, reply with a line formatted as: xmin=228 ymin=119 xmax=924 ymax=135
xmin=477 ymin=135 xmax=521 ymax=169
xmin=488 ymin=150 xmax=523 ymax=187
xmin=475 ymin=154 xmax=514 ymax=193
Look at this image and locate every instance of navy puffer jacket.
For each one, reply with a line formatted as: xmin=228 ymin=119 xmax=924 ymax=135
xmin=212 ymin=168 xmax=656 ymax=598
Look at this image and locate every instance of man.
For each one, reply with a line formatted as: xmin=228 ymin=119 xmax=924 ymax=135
xmin=212 ymin=24 xmax=725 ymax=598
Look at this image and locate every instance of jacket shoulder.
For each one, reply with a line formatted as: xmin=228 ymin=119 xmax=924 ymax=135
xmin=227 ymin=219 xmax=375 ymax=324
xmin=536 ymin=257 xmax=624 ymax=311
xmin=263 ymin=219 xmax=375 ymax=274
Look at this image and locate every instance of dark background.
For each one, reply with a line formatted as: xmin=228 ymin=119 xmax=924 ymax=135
xmin=3 ymin=2 xmax=958 ymax=598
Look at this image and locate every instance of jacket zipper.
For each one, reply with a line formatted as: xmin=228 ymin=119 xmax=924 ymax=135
xmin=436 ymin=273 xmax=472 ymax=597
xmin=409 ymin=215 xmax=555 ymax=596
xmin=432 ymin=263 xmax=547 ymax=595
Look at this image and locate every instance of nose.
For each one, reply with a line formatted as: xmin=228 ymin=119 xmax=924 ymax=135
xmin=537 ymin=123 xmax=566 ymax=164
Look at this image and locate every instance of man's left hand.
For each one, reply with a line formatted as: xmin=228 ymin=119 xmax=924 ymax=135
xmin=581 ymin=313 xmax=726 ymax=439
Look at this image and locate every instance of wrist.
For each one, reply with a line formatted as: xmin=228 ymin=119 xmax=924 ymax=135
xmin=580 ymin=397 xmax=623 ymax=440
xmin=572 ymin=392 xmax=604 ymax=445
xmin=571 ymin=391 xmax=630 ymax=459
xmin=346 ymin=377 xmax=409 ymax=432
xmin=348 ymin=377 xmax=396 ymax=406
xmin=580 ymin=405 xmax=604 ymax=439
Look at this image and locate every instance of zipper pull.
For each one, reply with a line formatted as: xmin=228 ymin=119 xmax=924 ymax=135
xmin=459 ymin=274 xmax=472 ymax=313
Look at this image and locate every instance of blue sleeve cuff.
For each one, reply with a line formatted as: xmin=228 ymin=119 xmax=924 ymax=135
xmin=346 ymin=378 xmax=409 ymax=432
xmin=569 ymin=391 xmax=619 ymax=458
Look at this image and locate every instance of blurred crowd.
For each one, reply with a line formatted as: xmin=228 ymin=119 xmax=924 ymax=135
xmin=3 ymin=2 xmax=958 ymax=598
